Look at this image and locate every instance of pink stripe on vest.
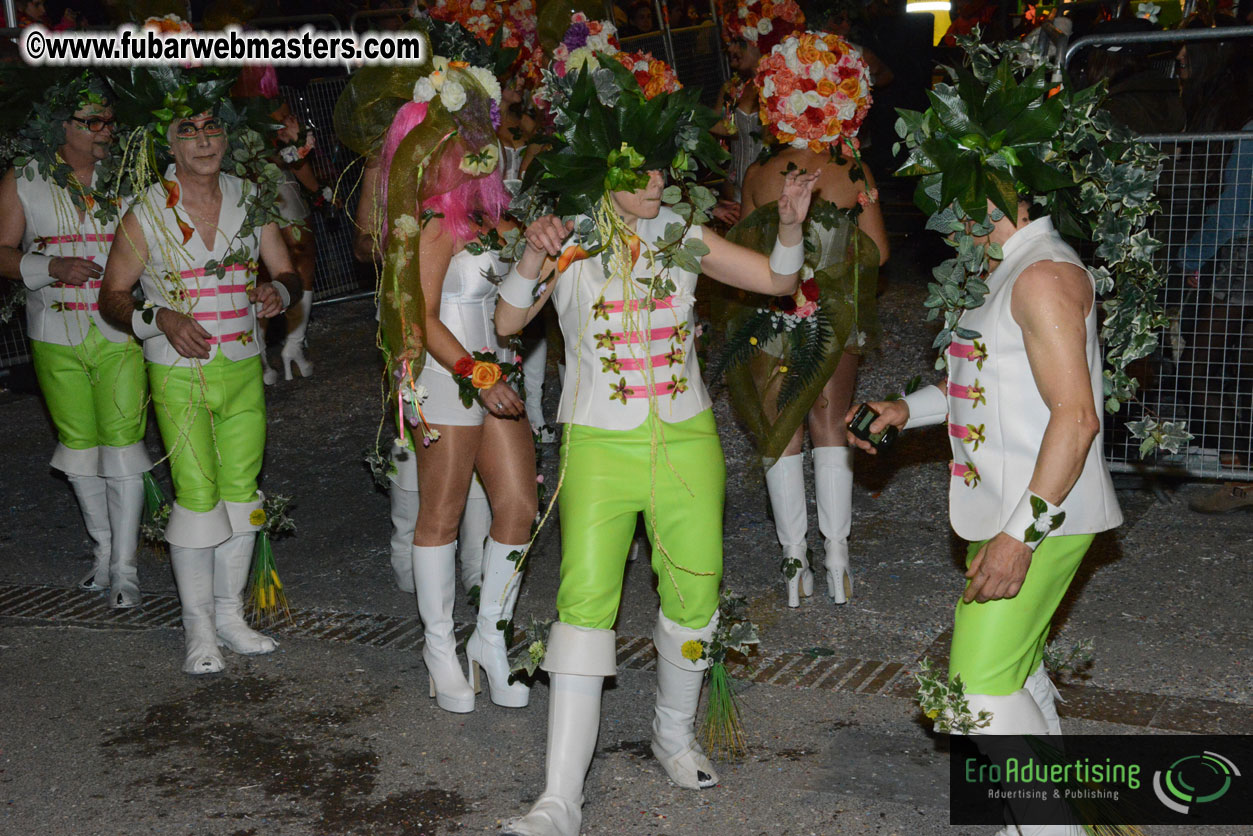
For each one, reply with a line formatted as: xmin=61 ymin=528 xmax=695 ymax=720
xmin=948 ymin=382 xmax=981 ymax=401
xmin=950 ymin=461 xmax=973 ymax=478
xmin=178 ymin=264 xmax=250 ymax=279
xmin=52 ymin=277 xmax=103 ymax=290
xmin=624 ymin=381 xmax=677 ymax=399
xmin=192 ymin=306 xmax=250 ymax=322
xmin=182 ymin=283 xmax=249 ymax=299
xmin=205 ymin=331 xmax=245 ymax=346
xmin=948 ymin=423 xmax=970 ymax=440
xmin=609 ymin=326 xmax=679 ymax=345
xmin=59 ymin=302 xmax=99 ymax=311
xmin=618 ymin=353 xmax=672 ymax=371
xmin=601 ymin=296 xmax=676 ymax=315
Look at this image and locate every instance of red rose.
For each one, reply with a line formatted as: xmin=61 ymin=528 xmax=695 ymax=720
xmin=776 ymin=295 xmax=797 ymax=313
xmin=801 ymin=278 xmax=819 ymax=302
xmin=453 ymin=356 xmax=475 ymax=377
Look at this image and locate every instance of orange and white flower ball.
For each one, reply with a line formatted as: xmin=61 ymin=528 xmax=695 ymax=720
xmin=754 ymin=32 xmax=872 ymax=152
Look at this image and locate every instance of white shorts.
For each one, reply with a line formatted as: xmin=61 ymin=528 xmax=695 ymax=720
xmin=415 ymin=368 xmax=487 ymax=426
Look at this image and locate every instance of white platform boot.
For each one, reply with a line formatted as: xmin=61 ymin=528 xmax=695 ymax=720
xmin=466 ymin=538 xmax=530 ymax=707
xmin=458 ymin=478 xmax=492 ymax=596
xmin=651 ymin=611 xmax=719 ymax=789
xmin=813 ymin=446 xmax=855 ymax=603
xmin=764 ymin=454 xmax=813 ymax=607
xmin=502 ymin=622 xmax=617 ymax=836
xmin=215 ymin=496 xmax=279 ymax=655
xmin=166 ymin=502 xmax=233 ymax=674
xmin=412 ymin=542 xmax=475 ymax=713
xmin=965 ymin=690 xmax=1085 ymax=836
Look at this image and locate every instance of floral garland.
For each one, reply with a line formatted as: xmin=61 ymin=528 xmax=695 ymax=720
xmin=451 ymin=348 xmax=526 ymax=408
xmin=612 ymin=50 xmax=682 ymax=100
xmin=412 ymin=55 xmax=504 ymax=124
xmin=755 ymin=32 xmax=872 ymax=154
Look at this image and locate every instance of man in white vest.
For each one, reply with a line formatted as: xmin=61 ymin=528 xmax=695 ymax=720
xmin=0 ymin=74 xmax=153 ymax=609
xmin=100 ymin=107 xmax=302 ymax=675
xmin=849 ymin=198 xmax=1123 ymax=751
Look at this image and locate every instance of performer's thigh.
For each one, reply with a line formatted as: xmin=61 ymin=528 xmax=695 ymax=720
xmin=555 ymin=429 xmax=642 ymax=629
xmin=807 ymin=352 xmax=859 ymax=448
xmin=31 ymin=339 xmax=98 ymax=448
xmin=475 ymin=414 xmax=537 ymax=540
xmin=414 ymin=423 xmax=481 ymax=544
xmin=92 ymin=336 xmax=148 ymax=447
xmin=150 ymin=364 xmax=220 ymax=511
xmin=645 ymin=413 xmax=725 ymax=628
xmin=949 ymin=534 xmax=1093 ymax=694
xmin=215 ymin=357 xmax=266 ymax=504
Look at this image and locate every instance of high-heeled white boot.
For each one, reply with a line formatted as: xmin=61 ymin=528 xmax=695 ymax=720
xmin=522 ymin=334 xmax=549 ymax=433
xmin=215 ymin=496 xmax=279 ymax=655
xmin=651 ymin=611 xmax=719 ymax=789
xmin=389 ymin=482 xmax=420 ymax=593
xmin=1024 ymin=661 xmax=1063 ymax=736
xmin=965 ymin=690 xmax=1085 ymax=836
xmin=813 ymin=446 xmax=854 ymax=604
xmin=166 ymin=501 xmax=233 ymax=675
xmin=67 ymin=472 xmax=112 ymax=592
xmin=502 ymin=622 xmax=617 ymax=836
xmin=764 ymin=454 xmax=813 ymax=608
xmin=104 ymin=475 xmax=144 ymax=608
xmin=280 ymin=293 xmax=314 ymax=380
xmin=458 ymin=481 xmax=492 ymax=595
xmin=466 ymin=538 xmax=530 ymax=707
xmin=412 ymin=542 xmax=475 ymax=713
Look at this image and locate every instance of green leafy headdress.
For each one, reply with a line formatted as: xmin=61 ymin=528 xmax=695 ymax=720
xmin=895 ymin=31 xmax=1187 ymax=455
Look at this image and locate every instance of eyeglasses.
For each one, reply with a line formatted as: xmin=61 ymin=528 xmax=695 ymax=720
xmin=174 ymin=118 xmax=225 ymax=140
xmin=70 ymin=116 xmax=115 ymax=133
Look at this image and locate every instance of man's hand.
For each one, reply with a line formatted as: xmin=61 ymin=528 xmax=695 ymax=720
xmin=156 ymin=308 xmax=212 ymax=359
xmin=249 ymin=282 xmax=285 ymax=319
xmin=49 ymin=257 xmax=103 ymax=286
xmin=777 ymin=168 xmax=820 ymax=228
xmin=963 ymin=533 xmax=1033 ymax=604
xmin=711 ymin=200 xmax=741 ymax=226
xmin=524 ymin=215 xmax=575 ymax=258
xmin=844 ymin=399 xmax=909 ymax=454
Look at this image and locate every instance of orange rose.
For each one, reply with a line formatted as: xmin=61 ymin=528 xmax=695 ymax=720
xmin=470 ymin=361 xmax=502 ymax=389
xmin=839 ymin=76 xmax=862 ymax=98
xmin=796 ymin=38 xmax=822 ymax=66
xmin=816 ymin=78 xmax=837 ymax=97
xmin=744 ymin=12 xmax=760 ymax=27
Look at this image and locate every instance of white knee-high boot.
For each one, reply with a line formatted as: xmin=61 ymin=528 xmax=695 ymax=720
xmin=166 ymin=502 xmax=233 ymax=674
xmin=387 ymin=442 xmax=420 ymax=592
xmin=812 ymin=446 xmax=854 ymax=603
xmin=458 ymin=476 xmax=492 ymax=594
xmin=651 ymin=611 xmax=719 ymax=789
xmin=1024 ymin=661 xmax=1063 ymax=736
xmin=503 ymin=622 xmax=617 ymax=836
xmin=965 ymin=690 xmax=1085 ymax=836
xmin=412 ymin=542 xmax=475 ymax=713
xmin=215 ymin=496 xmax=279 ymax=655
xmin=67 ymin=472 xmax=112 ymax=591
xmin=99 ymin=441 xmax=152 ymax=609
xmin=522 ymin=334 xmax=549 ymax=432
xmin=465 ymin=538 xmax=530 ymax=707
xmin=764 ymin=454 xmax=813 ymax=607
xmin=280 ymin=293 xmax=314 ymax=379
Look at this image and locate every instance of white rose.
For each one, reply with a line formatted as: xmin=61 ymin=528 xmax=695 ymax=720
xmin=761 ymin=77 xmax=775 ymax=98
xmin=432 ymin=55 xmax=449 ymax=74
xmin=412 ymin=77 xmax=437 ymax=103
xmin=470 ymin=0 xmax=486 ymax=9
xmin=440 ymin=79 xmax=467 ymax=112
xmin=758 ymin=18 xmax=772 ymax=35
xmin=835 ymin=98 xmax=856 ymax=120
xmin=467 ymin=66 xmax=502 ymax=104
xmin=786 ymin=91 xmax=809 ymax=117
xmin=810 ymin=62 xmax=824 ymax=82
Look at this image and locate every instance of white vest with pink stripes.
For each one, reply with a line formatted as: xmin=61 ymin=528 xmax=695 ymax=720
xmin=134 ymin=172 xmax=262 ymax=367
xmin=553 ymin=207 xmax=711 ymax=430
xmin=944 ymin=217 xmax=1122 ymax=541
xmin=16 ymin=161 xmax=127 ymax=346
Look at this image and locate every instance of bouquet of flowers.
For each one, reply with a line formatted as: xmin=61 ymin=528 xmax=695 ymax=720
xmin=452 ymin=348 xmax=525 ymax=408
xmin=612 ymin=50 xmax=682 ymax=100
xmin=246 ymin=493 xmax=297 ymax=627
xmin=533 ymin=13 xmax=620 ymax=112
xmin=696 ymin=591 xmax=760 ymax=760
xmin=755 ymin=32 xmax=872 ymax=153
xmin=722 ymin=0 xmax=805 ymax=51
xmin=426 ymin=0 xmax=503 ymax=44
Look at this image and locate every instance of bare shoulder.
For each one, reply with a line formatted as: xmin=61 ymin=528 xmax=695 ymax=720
xmin=1012 ymin=260 xmax=1094 ymax=321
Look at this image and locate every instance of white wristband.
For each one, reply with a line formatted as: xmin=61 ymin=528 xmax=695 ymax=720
xmin=273 ymin=280 xmax=292 ymax=311
xmin=131 ymin=306 xmax=164 ymax=341
xmin=20 ymin=253 xmax=57 ymax=291
xmin=498 ymin=263 xmax=540 ymax=308
xmin=768 ymin=238 xmax=804 ymax=275
xmin=1002 ymin=490 xmax=1067 ymax=551
xmin=902 ymin=384 xmax=949 ymax=429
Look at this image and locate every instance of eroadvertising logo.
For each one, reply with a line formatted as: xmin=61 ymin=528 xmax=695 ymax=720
xmin=949 ymin=735 xmax=1252 ymax=827
xmin=1152 ymin=751 xmax=1240 ymax=814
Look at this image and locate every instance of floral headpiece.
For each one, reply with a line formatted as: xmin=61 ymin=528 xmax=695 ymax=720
xmin=723 ymin=0 xmax=806 ymax=53
xmin=532 ymin=13 xmax=621 ymax=114
xmin=895 ymin=32 xmax=1185 ymax=454
xmin=755 ymin=32 xmax=871 ymax=152
xmin=613 ymin=51 xmax=683 ymax=100
xmin=522 ymin=54 xmax=724 ymax=217
xmin=426 ymin=0 xmax=503 ymax=43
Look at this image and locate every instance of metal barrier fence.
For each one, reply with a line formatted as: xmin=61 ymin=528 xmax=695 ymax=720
xmin=1066 ymin=27 xmax=1253 ymax=480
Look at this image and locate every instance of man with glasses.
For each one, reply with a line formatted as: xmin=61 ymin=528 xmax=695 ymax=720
xmin=100 ymin=103 xmax=302 ymax=675
xmin=0 ymin=72 xmax=154 ymax=610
